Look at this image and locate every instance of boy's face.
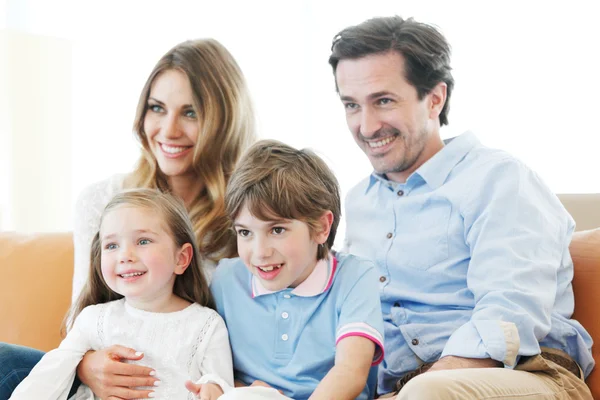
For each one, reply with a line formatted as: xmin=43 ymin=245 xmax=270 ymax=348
xmin=234 ymin=204 xmax=330 ymax=292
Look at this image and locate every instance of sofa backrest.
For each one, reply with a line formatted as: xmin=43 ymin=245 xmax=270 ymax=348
xmin=0 ymin=232 xmax=73 ymax=351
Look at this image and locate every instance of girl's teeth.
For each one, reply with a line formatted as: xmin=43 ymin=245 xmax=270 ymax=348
xmin=121 ymin=272 xmax=145 ymax=278
xmin=258 ymin=265 xmax=280 ymax=272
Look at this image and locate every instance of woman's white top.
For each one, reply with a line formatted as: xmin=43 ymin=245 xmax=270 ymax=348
xmin=9 ymin=299 xmax=233 ymax=400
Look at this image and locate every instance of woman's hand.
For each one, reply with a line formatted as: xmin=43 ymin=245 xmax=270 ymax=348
xmin=77 ymin=345 xmax=158 ymax=399
xmin=185 ymin=381 xmax=224 ymax=400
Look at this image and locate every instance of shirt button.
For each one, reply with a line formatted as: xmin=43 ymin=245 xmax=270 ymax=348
xmin=386 ymin=232 xmax=393 ymax=239
xmin=283 ymin=294 xmax=291 ymax=299
xmin=282 ymin=334 xmax=289 ymax=341
xmin=281 ymin=312 xmax=289 ymax=319
xmin=411 ymin=338 xmax=419 ymax=346
xmin=397 ymin=190 xmax=404 ymax=196
xmin=379 ymin=276 xmax=386 ymax=282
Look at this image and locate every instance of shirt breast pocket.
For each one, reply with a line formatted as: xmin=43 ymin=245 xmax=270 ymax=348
xmin=393 ymin=196 xmax=452 ymax=271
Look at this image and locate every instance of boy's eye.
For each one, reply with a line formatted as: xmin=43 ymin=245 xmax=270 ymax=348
xmin=272 ymin=227 xmax=285 ymax=235
xmin=138 ymin=238 xmax=151 ymax=245
xmin=237 ymin=229 xmax=250 ymax=237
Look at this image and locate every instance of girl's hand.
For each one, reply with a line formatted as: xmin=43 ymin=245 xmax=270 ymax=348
xmin=185 ymin=381 xmax=224 ymax=400
xmin=77 ymin=345 xmax=158 ymax=399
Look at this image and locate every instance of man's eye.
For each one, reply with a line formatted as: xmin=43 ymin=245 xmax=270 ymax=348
xmin=378 ymin=98 xmax=392 ymax=105
xmin=344 ymin=102 xmax=358 ymax=110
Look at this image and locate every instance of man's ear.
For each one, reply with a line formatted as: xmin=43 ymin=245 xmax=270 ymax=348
xmin=174 ymin=243 xmax=193 ymax=275
xmin=428 ymin=81 xmax=447 ymax=121
xmin=315 ymin=210 xmax=334 ymax=245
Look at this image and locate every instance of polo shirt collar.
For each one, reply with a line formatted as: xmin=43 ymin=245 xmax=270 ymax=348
xmin=251 ymin=255 xmax=338 ymax=298
xmin=366 ymin=131 xmax=479 ymax=192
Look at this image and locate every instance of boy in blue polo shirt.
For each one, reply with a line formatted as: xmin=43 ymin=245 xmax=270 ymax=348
xmin=188 ymin=140 xmax=384 ymax=400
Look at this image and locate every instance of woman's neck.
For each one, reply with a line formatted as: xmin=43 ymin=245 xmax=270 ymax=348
xmin=167 ymin=174 xmax=204 ymax=208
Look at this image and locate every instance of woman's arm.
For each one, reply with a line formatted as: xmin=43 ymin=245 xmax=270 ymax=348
xmin=77 ymin=346 xmax=158 ymax=399
xmin=309 ymin=336 xmax=375 ymax=400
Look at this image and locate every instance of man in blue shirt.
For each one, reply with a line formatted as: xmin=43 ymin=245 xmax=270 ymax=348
xmin=329 ymin=16 xmax=594 ymax=399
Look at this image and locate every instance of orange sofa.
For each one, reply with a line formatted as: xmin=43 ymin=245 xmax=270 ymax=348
xmin=1 ymin=228 xmax=599 ymax=397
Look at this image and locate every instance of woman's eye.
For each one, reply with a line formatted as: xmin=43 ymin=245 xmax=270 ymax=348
xmin=184 ymin=109 xmax=197 ymax=118
xmin=138 ymin=238 xmax=151 ymax=245
xmin=148 ymin=104 xmax=164 ymax=113
xmin=272 ymin=227 xmax=285 ymax=235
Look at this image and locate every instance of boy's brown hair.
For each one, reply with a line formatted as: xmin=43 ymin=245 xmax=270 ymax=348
xmin=225 ymin=140 xmax=340 ymax=260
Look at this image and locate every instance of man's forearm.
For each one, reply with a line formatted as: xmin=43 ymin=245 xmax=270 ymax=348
xmin=429 ymin=355 xmax=502 ymax=372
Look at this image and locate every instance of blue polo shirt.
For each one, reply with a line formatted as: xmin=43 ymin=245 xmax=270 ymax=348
xmin=211 ymin=253 xmax=384 ymax=400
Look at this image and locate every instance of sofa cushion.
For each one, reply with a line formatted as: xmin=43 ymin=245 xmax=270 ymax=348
xmin=0 ymin=232 xmax=73 ymax=351
xmin=571 ymin=228 xmax=600 ymax=398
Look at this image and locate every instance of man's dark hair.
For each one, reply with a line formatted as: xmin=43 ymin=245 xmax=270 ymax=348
xmin=329 ymin=16 xmax=454 ymax=126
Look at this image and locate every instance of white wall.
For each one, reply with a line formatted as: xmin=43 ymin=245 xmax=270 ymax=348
xmin=2 ymin=0 xmax=599 ymax=240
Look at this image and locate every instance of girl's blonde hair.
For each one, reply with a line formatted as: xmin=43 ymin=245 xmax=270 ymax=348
xmin=125 ymin=38 xmax=255 ymax=261
xmin=66 ymin=189 xmax=214 ymax=332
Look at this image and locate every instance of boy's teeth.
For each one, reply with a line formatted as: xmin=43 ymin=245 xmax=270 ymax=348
xmin=258 ymin=265 xmax=280 ymax=272
xmin=121 ymin=272 xmax=145 ymax=278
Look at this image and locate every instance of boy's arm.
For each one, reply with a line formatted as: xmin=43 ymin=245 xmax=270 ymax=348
xmin=309 ymin=336 xmax=375 ymax=400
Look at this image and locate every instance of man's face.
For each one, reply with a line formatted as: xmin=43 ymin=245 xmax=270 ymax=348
xmin=335 ymin=51 xmax=444 ymax=183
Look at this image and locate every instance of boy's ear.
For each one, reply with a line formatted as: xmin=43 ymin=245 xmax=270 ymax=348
xmin=174 ymin=243 xmax=193 ymax=275
xmin=315 ymin=210 xmax=334 ymax=245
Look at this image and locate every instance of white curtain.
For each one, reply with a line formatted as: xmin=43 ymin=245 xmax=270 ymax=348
xmin=2 ymin=0 xmax=599 ymax=240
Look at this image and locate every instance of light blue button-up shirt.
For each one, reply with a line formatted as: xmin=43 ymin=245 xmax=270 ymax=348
xmin=344 ymin=132 xmax=594 ymax=394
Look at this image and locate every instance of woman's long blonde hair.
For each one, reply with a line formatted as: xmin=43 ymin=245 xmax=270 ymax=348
xmin=67 ymin=189 xmax=215 ymax=331
xmin=125 ymin=38 xmax=255 ymax=261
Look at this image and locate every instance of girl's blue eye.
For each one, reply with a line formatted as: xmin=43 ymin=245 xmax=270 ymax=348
xmin=105 ymin=243 xmax=117 ymax=250
xmin=139 ymin=238 xmax=151 ymax=245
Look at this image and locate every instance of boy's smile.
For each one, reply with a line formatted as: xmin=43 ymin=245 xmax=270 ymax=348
xmin=234 ymin=204 xmax=327 ymax=292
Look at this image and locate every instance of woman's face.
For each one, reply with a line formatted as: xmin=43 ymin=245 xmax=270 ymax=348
xmin=144 ymin=69 xmax=199 ymax=179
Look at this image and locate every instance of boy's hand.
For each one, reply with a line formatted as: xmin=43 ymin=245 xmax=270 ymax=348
xmin=251 ymin=380 xmax=284 ymax=394
xmin=185 ymin=381 xmax=224 ymax=400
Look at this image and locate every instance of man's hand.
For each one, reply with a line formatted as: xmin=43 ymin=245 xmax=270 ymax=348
xmin=428 ymin=356 xmax=502 ymax=373
xmin=185 ymin=381 xmax=224 ymax=400
xmin=77 ymin=345 xmax=158 ymax=399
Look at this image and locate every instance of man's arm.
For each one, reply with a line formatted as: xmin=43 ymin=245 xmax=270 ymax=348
xmin=309 ymin=336 xmax=375 ymax=400
xmin=439 ymin=159 xmax=568 ymax=368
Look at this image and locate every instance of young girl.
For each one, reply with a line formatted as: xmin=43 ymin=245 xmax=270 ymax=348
xmin=9 ymin=189 xmax=233 ymax=400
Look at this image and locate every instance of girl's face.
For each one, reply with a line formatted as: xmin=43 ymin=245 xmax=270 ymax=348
xmin=144 ymin=69 xmax=200 ymax=180
xmin=99 ymin=205 xmax=192 ymax=311
xmin=233 ymin=204 xmax=331 ymax=292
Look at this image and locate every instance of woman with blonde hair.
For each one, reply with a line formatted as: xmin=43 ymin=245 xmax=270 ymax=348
xmin=0 ymin=38 xmax=255 ymax=400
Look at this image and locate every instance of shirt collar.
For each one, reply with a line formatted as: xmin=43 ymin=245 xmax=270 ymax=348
xmin=251 ymin=255 xmax=338 ymax=298
xmin=366 ymin=131 xmax=480 ymax=192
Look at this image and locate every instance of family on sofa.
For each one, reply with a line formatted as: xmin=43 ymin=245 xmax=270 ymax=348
xmin=0 ymin=15 xmax=594 ymax=400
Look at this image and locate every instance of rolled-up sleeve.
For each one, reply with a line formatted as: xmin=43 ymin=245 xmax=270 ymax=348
xmin=441 ymin=158 xmax=568 ymax=367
